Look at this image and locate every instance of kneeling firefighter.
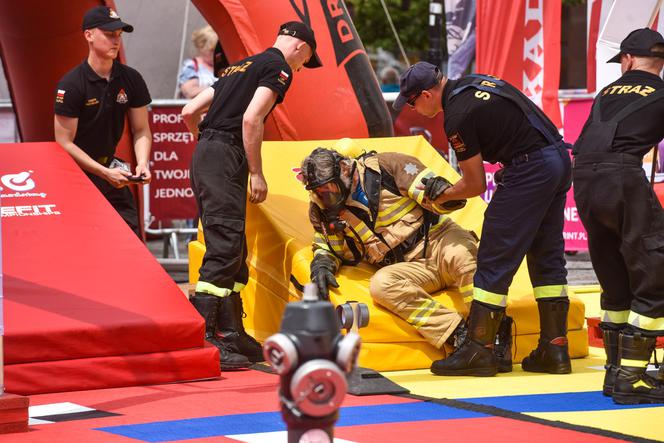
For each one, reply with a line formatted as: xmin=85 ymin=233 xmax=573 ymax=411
xmin=300 ymin=146 xmax=513 ymax=372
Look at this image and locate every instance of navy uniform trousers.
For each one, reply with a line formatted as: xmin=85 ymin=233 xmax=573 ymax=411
xmin=473 ymin=144 xmax=571 ymax=307
xmin=190 ymin=129 xmax=249 ymax=297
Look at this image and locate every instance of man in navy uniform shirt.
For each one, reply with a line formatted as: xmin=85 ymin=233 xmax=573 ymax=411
xmin=54 ymin=5 xmax=152 ymax=237
xmin=394 ymin=62 xmax=572 ymax=377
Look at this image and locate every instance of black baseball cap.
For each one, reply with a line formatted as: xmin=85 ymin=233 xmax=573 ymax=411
xmin=278 ymin=21 xmax=322 ymax=68
xmin=607 ymin=28 xmax=664 ymax=63
xmin=393 ymin=62 xmax=441 ymax=111
xmin=82 ymin=6 xmax=134 ymax=33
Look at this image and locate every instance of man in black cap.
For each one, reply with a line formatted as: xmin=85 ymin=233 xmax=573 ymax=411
xmin=181 ymin=21 xmax=322 ymax=370
xmin=54 ymin=6 xmax=151 ymax=237
xmin=394 ymin=62 xmax=572 ymax=378
xmin=573 ymin=28 xmax=664 ymax=405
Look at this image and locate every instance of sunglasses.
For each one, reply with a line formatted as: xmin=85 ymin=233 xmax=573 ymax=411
xmin=406 ymin=90 xmax=423 ymax=108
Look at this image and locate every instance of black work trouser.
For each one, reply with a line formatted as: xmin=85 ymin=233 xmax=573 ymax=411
xmin=190 ymin=129 xmax=249 ymax=295
xmin=573 ymin=153 xmax=664 ymax=336
xmin=87 ymin=173 xmax=140 ymax=238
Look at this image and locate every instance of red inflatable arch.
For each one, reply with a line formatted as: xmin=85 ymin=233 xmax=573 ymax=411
xmin=0 ymin=0 xmax=392 ymax=144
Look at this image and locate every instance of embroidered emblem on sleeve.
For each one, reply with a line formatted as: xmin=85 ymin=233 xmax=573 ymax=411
xmin=404 ymin=163 xmax=419 ymax=175
xmin=278 ymin=70 xmax=290 ymax=85
xmin=449 ymin=132 xmax=467 ymax=153
xmin=56 ymin=89 xmax=65 ymax=104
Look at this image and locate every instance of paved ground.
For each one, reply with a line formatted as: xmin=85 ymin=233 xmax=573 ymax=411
xmin=147 ymin=236 xmax=599 ymax=287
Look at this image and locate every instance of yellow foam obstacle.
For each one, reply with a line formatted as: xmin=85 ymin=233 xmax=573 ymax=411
xmin=189 ymin=136 xmax=588 ymax=371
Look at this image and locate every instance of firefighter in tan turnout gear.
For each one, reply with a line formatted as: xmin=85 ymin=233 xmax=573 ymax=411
xmin=300 ymin=146 xmax=512 ymax=371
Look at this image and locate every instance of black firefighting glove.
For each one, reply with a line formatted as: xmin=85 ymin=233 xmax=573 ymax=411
xmin=421 ymin=176 xmax=467 ymax=212
xmin=310 ymin=253 xmax=339 ymax=301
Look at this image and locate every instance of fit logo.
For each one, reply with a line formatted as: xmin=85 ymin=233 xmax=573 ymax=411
xmin=1 ymin=171 xmax=35 ymax=192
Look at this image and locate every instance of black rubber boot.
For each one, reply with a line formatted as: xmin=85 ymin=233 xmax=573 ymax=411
xmin=431 ymin=301 xmax=503 ymax=377
xmin=190 ymin=293 xmax=250 ymax=370
xmin=612 ymin=332 xmax=664 ymax=405
xmin=522 ymin=298 xmax=571 ymax=374
xmin=230 ymin=292 xmax=265 ymax=362
xmin=495 ymin=316 xmax=513 ymax=373
xmin=600 ymin=325 xmax=620 ymax=396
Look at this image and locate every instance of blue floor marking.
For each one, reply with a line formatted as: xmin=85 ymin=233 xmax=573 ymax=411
xmin=459 ymin=391 xmax=664 ymax=413
xmin=96 ymin=401 xmax=488 ymax=442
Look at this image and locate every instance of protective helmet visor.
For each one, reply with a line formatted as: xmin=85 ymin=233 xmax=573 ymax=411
xmin=310 ymin=181 xmax=345 ymax=209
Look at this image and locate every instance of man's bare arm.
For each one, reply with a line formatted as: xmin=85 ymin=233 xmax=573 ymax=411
xmin=181 ymin=86 xmax=215 ymax=139
xmin=243 ymin=86 xmax=278 ymax=204
xmin=434 ymin=153 xmax=487 ymax=204
xmin=54 ymin=114 xmax=131 ymax=188
xmin=128 ymin=105 xmax=152 ymax=182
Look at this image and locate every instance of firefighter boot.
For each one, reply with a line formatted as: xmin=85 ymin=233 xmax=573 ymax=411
xmin=600 ymin=326 xmax=620 ymax=396
xmin=230 ymin=292 xmax=265 ymax=362
xmin=431 ymin=301 xmax=503 ymax=377
xmin=522 ymin=298 xmax=571 ymax=374
xmin=190 ymin=293 xmax=250 ymax=370
xmin=613 ymin=332 xmax=664 ymax=405
xmin=495 ymin=315 xmax=513 ymax=373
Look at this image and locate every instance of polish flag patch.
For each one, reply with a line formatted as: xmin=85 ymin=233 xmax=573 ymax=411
xmin=278 ymin=70 xmax=289 ymax=84
xmin=56 ymin=89 xmax=65 ymax=103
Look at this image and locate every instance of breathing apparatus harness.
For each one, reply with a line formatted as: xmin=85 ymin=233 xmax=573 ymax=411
xmin=305 ymin=149 xmax=438 ymax=267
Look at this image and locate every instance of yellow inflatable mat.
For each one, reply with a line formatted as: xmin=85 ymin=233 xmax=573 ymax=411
xmin=189 ymin=136 xmax=588 ymax=371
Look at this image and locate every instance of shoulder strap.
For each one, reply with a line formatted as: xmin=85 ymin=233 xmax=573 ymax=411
xmin=608 ymin=88 xmax=664 ymax=123
xmin=449 ymin=74 xmax=561 ymax=146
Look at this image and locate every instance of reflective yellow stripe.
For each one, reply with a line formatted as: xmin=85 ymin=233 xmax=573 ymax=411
xmin=408 ymin=169 xmax=434 ymax=204
xmin=620 ymin=358 xmax=649 ymax=368
xmin=195 ymin=281 xmax=232 ymax=297
xmin=429 ymin=215 xmax=450 ymax=232
xmin=350 ymin=221 xmax=373 ymax=242
xmin=376 ymin=199 xmax=418 ymax=228
xmin=533 ymin=285 xmax=568 ymax=299
xmin=460 ymin=284 xmax=474 ymax=303
xmin=473 ymin=287 xmax=507 ymax=307
xmin=407 ymin=299 xmax=439 ymax=328
xmin=600 ymin=310 xmax=630 ymax=324
xmin=233 ymin=282 xmax=245 ymax=292
xmin=628 ymin=311 xmax=664 ymax=332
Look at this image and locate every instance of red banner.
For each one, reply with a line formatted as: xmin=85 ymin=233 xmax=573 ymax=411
xmin=477 ymin=0 xmax=562 ymax=127
xmin=147 ymin=107 xmax=197 ymax=222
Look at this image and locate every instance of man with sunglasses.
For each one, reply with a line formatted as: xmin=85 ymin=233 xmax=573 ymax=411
xmin=300 ymin=146 xmax=516 ymax=372
xmin=394 ymin=62 xmax=572 ymax=377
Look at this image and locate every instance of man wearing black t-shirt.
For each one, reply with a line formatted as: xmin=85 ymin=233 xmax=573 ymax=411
xmin=54 ymin=6 xmax=152 ymax=237
xmin=573 ymin=28 xmax=664 ymax=405
xmin=182 ymin=21 xmax=322 ymax=369
xmin=394 ymin=62 xmax=572 ymax=377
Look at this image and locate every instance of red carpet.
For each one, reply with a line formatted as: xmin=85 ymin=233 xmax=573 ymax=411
xmin=1 ymin=142 xmax=219 ymax=394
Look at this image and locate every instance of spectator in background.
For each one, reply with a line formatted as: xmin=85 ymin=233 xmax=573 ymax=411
xmin=379 ymin=66 xmax=400 ymax=93
xmin=178 ymin=25 xmax=218 ymax=99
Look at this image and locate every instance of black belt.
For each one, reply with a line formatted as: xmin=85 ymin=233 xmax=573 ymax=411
xmin=505 ymin=142 xmax=568 ymax=166
xmin=573 ymin=152 xmax=642 ymax=167
xmin=199 ymin=128 xmax=242 ymax=145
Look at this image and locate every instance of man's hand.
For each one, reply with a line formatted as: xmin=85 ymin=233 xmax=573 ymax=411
xmin=249 ymin=172 xmax=268 ymax=204
xmin=310 ymin=253 xmax=339 ymax=300
xmin=419 ymin=176 xmax=467 ymax=213
xmin=134 ymin=163 xmax=152 ymax=184
xmin=104 ymin=167 xmax=132 ymax=188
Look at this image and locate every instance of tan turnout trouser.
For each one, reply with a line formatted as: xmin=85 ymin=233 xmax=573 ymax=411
xmin=368 ymin=222 xmax=478 ymax=348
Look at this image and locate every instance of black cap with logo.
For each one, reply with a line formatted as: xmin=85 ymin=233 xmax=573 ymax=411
xmin=393 ymin=62 xmax=441 ymax=111
xmin=278 ymin=21 xmax=322 ymax=69
xmin=607 ymin=28 xmax=664 ymax=63
xmin=82 ymin=6 xmax=134 ymax=33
